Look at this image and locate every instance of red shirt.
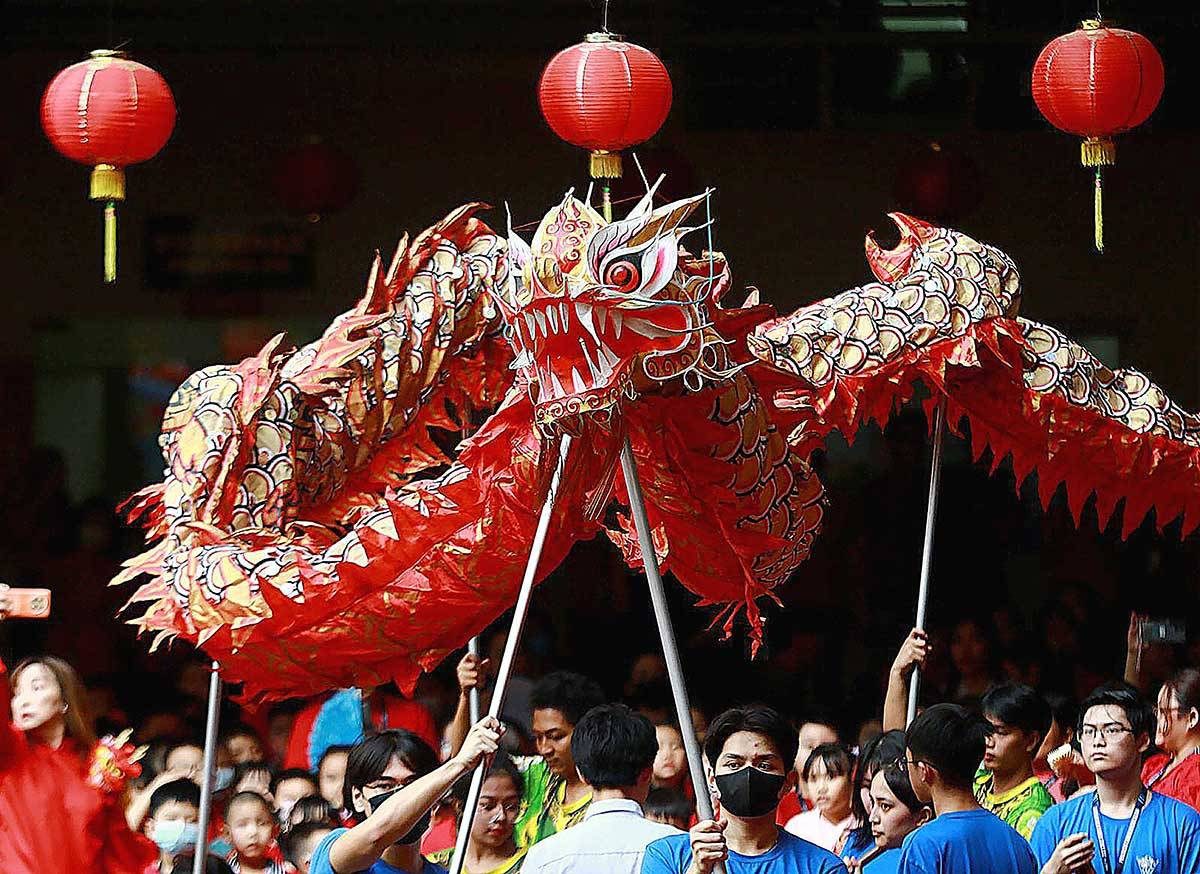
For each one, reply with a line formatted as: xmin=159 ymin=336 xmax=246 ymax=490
xmin=284 ymin=692 xmax=439 ymax=770
xmin=1143 ymin=751 xmax=1200 ymax=811
xmin=0 ymin=659 xmax=157 ymax=874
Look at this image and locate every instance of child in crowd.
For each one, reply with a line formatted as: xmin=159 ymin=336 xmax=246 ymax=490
xmin=287 ymin=796 xmax=341 ymax=830
xmin=316 ymin=746 xmax=351 ymax=813
xmin=272 ymin=769 xmax=320 ymax=821
xmin=786 ymin=743 xmax=857 ymax=852
xmin=282 ymin=822 xmax=334 ymax=874
xmin=234 ymin=761 xmax=277 ymax=801
xmin=225 ymin=725 xmax=267 ymax=765
xmin=224 ymin=791 xmax=290 ymax=874
xmin=652 ymin=723 xmax=688 ymax=791
xmin=645 ymin=787 xmax=693 ymax=831
xmin=144 ymin=778 xmax=202 ymax=873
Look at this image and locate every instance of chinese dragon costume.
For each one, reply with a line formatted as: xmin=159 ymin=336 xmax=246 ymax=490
xmin=114 ymin=191 xmax=1200 ymax=700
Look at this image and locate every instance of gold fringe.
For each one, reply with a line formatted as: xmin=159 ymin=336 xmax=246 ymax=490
xmin=90 ymin=164 xmax=126 ymax=202
xmin=104 ymin=201 xmax=118 ymax=282
xmin=589 ymin=150 xmax=622 ymax=179
xmin=1094 ymin=168 xmax=1104 ymax=254
xmin=1081 ymin=137 xmax=1116 ymax=168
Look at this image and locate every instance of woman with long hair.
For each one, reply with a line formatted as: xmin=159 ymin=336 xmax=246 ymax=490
xmin=841 ymin=731 xmax=908 ymax=861
xmin=848 ymin=760 xmax=933 ymax=872
xmin=0 ymin=587 xmax=156 ymax=873
xmin=1142 ymin=667 xmax=1200 ymax=811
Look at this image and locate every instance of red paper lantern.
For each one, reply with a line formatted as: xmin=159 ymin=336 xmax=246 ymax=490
xmin=272 ymin=139 xmax=360 ymax=222
xmin=41 ymin=50 xmax=176 ymax=281
xmin=538 ymin=32 xmax=672 ymax=182
xmin=1032 ymin=20 xmax=1164 ymax=251
xmin=893 ymin=143 xmax=983 ymax=225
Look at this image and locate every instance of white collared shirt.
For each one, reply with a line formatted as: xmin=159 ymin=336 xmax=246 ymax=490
xmin=520 ymin=797 xmax=682 ymax=874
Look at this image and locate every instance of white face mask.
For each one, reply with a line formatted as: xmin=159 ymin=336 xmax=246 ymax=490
xmin=214 ymin=766 xmax=235 ymax=791
xmin=152 ymin=819 xmax=201 ymax=855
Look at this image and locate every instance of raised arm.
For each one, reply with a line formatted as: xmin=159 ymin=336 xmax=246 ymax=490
xmin=0 ymin=584 xmax=25 ymax=764
xmin=328 ymin=717 xmax=502 ymax=873
xmin=443 ymin=650 xmax=489 ymax=760
xmin=882 ymin=628 xmax=929 ymax=732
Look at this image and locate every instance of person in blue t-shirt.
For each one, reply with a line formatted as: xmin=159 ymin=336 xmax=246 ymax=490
xmin=845 ymin=750 xmax=933 ymax=872
xmin=640 ymin=704 xmax=847 ymax=874
xmin=1030 ymin=682 xmax=1200 ymax=874
xmin=896 ymin=704 xmax=1037 ymax=874
xmin=310 ymin=716 xmax=502 ymax=874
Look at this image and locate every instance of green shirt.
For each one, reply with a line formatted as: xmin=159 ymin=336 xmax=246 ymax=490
xmin=973 ymin=768 xmax=1054 ymax=839
xmin=511 ymin=757 xmax=592 ymax=848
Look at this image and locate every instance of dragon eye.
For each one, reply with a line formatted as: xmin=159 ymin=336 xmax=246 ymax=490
xmin=603 ymin=261 xmax=641 ymax=293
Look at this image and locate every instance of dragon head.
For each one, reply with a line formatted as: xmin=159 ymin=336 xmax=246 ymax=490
xmin=497 ymin=188 xmax=726 ymax=431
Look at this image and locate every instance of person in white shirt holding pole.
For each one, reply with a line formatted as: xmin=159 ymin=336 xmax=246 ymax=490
xmin=522 ymin=704 xmax=679 ymax=874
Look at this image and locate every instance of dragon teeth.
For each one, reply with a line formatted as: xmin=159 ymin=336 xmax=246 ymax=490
xmin=570 ymin=367 xmax=587 ymax=393
xmin=534 ymin=310 xmax=547 ymax=337
xmin=574 ymin=303 xmax=599 ymax=343
xmin=560 ymin=302 xmax=570 ymax=329
xmin=524 ymin=312 xmax=537 ymax=340
xmin=550 ymin=370 xmax=565 ymax=396
xmin=547 ymin=306 xmax=559 ymax=334
xmin=579 ymin=338 xmax=603 ymax=384
xmin=596 ymin=307 xmax=607 ymax=334
xmin=611 ymin=310 xmax=623 ymax=340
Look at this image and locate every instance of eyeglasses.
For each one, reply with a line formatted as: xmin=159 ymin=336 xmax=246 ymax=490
xmin=1079 ymin=724 xmax=1135 ymax=741
xmin=890 ymin=755 xmax=920 ymax=770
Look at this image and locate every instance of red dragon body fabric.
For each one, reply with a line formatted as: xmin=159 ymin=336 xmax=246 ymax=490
xmin=114 ymin=196 xmax=1200 ymax=700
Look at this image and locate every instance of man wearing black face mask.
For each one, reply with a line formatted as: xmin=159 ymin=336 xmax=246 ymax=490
xmin=641 ymin=705 xmax=848 ymax=874
xmin=310 ymin=717 xmax=502 ymax=874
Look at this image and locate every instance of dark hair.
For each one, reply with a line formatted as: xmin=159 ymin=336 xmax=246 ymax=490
xmin=225 ymin=789 xmax=276 ymax=822
xmin=1078 ymin=682 xmax=1156 ymax=741
xmin=280 ymin=821 xmax=335 ymax=866
xmin=170 ymin=854 xmax=235 ymax=874
xmin=571 ymin=704 xmax=658 ymax=789
xmin=342 ymin=729 xmax=439 ymax=813
xmin=287 ymin=795 xmax=339 ymax=828
xmin=645 ymin=786 xmax=693 ymax=822
xmin=906 ymin=703 xmax=991 ymax=789
xmin=271 ymin=767 xmax=317 ymax=796
xmin=317 ymin=745 xmax=352 ymax=773
xmin=484 ymin=751 xmax=524 ymax=794
xmin=232 ymin=760 xmax=274 ymax=790
xmin=1164 ymin=669 xmax=1200 ymax=716
xmin=981 ymin=683 xmax=1052 ymax=740
xmin=530 ymin=672 xmax=606 ymax=726
xmin=802 ymin=742 xmax=854 ymax=781
xmin=848 ymin=730 xmax=908 ymax=849
xmin=149 ymin=777 xmax=201 ymax=818
xmin=881 ymin=760 xmax=927 ymax=813
xmin=703 ymin=705 xmax=798 ymax=771
xmin=1043 ymin=692 xmax=1077 ymax=741
xmin=220 ymin=722 xmax=260 ymax=743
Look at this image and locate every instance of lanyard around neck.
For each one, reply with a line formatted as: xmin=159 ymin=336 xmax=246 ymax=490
xmin=1092 ymin=789 xmax=1149 ymax=874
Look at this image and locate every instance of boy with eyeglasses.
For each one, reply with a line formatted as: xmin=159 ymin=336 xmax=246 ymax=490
xmin=1030 ymin=683 xmax=1200 ymax=874
xmin=897 ymin=704 xmax=1036 ymax=873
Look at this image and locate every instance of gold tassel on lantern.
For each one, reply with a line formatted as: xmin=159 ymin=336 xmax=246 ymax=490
xmin=590 ymin=150 xmax=622 ymax=222
xmin=1080 ymin=136 xmax=1115 ymax=253
xmin=89 ymin=163 xmax=126 ymax=282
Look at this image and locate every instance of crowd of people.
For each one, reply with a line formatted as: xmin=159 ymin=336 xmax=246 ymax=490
xmin=6 ymin=583 xmax=1200 ymax=874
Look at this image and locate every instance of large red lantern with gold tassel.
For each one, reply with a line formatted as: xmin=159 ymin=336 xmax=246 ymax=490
xmin=1032 ymin=20 xmax=1163 ymax=252
xmin=538 ymin=31 xmax=672 ymax=219
xmin=41 ymin=50 xmax=176 ymax=282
